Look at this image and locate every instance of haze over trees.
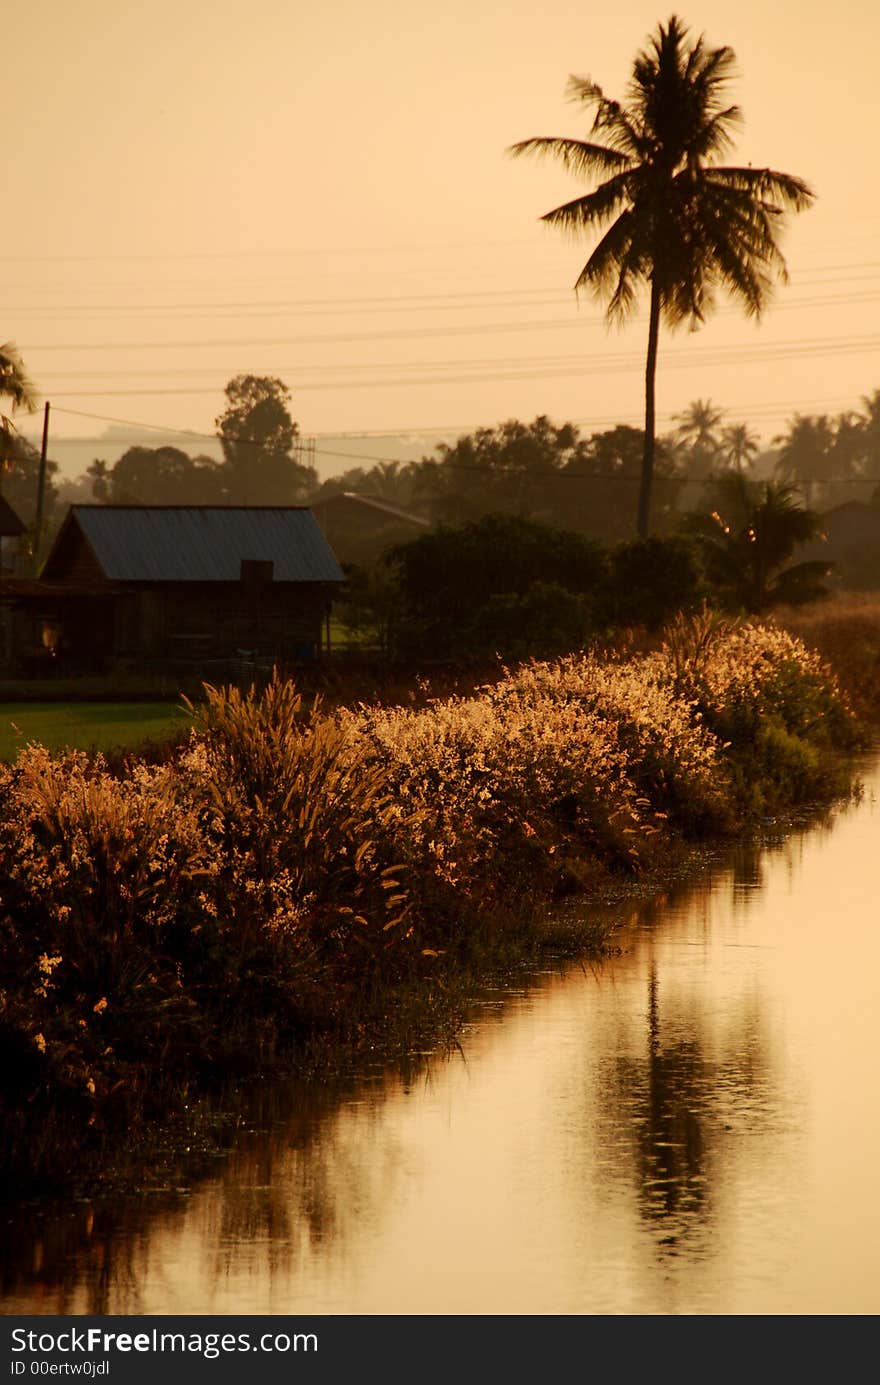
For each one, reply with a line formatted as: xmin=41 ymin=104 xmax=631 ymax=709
xmin=63 ymin=375 xmax=317 ymax=514
xmin=509 ymin=13 xmax=813 ymax=537
xmin=215 ymin=374 xmax=316 ymax=504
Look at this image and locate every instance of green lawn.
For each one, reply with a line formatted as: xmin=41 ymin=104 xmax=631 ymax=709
xmin=0 ymin=701 xmax=190 ymax=762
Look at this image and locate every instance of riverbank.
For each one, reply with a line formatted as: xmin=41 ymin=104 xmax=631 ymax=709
xmin=0 ymin=610 xmax=863 ymax=1194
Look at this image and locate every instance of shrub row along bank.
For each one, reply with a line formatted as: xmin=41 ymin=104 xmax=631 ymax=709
xmin=0 ymin=614 xmax=858 ymax=1191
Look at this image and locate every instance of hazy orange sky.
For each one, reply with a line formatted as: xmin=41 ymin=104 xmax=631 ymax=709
xmin=6 ymin=0 xmax=879 ymax=470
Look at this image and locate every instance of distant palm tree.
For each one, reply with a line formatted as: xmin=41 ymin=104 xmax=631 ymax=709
xmin=685 ymin=473 xmax=829 ymax=610
xmin=720 ymin=421 xmax=760 ymax=473
xmin=0 ymin=342 xmax=38 ymax=475
xmin=857 ymin=390 xmax=880 ymax=474
xmin=773 ymin=413 xmax=835 ymax=506
xmin=510 ymin=14 xmax=813 ymax=537
xmin=674 ymin=398 xmax=725 ymax=476
xmin=87 ymin=458 xmax=110 ymax=502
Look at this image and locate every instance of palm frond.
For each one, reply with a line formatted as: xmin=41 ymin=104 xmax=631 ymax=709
xmin=688 ymin=104 xmax=742 ymax=160
xmin=0 ymin=342 xmax=39 ymax=414
xmin=563 ymin=75 xmax=647 ymax=158
xmin=573 ymin=211 xmax=648 ymax=320
xmin=539 ymin=170 xmax=636 ymax=236
xmin=706 ymin=166 xmax=815 ymax=212
xmin=508 ymin=136 xmax=631 ymax=179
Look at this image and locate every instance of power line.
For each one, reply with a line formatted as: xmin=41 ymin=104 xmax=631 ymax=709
xmin=7 ymin=263 xmax=880 ymax=317
xmin=35 ymin=392 xmax=879 ymax=444
xmin=29 ymin=323 xmax=880 ymax=383
xmin=27 ymin=334 xmax=880 ymax=399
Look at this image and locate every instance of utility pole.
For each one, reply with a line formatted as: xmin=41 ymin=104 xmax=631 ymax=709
xmin=34 ymin=400 xmax=50 ymax=570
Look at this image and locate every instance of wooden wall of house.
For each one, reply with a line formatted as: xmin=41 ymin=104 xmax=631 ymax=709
xmin=134 ymin=583 xmax=328 ymax=659
xmin=42 ymin=523 xmax=105 ymax=584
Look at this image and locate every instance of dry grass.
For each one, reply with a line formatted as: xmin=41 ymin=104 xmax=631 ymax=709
xmin=0 ymin=620 xmax=862 ymax=1191
xmin=774 ymin=593 xmax=880 ymax=721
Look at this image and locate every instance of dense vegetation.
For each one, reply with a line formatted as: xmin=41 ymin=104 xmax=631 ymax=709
xmin=0 ymin=613 xmax=859 ymax=1191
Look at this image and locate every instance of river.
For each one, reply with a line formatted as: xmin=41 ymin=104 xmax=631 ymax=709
xmin=2 ymin=757 xmax=879 ymax=1315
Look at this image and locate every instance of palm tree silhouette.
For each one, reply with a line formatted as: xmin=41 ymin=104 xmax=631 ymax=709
xmin=674 ymin=398 xmax=725 ymax=476
xmin=720 ymin=422 xmax=760 ymax=473
xmin=0 ymin=342 xmax=38 ymax=477
xmin=685 ymin=473 xmax=829 ymax=610
xmin=773 ymin=413 xmax=835 ymax=506
xmin=510 ymin=14 xmax=813 ymax=537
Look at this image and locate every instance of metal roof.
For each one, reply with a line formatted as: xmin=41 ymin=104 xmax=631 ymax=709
xmin=58 ymin=506 xmax=344 ymax=583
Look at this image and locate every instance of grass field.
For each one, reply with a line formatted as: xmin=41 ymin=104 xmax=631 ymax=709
xmin=0 ymin=701 xmax=190 ymax=762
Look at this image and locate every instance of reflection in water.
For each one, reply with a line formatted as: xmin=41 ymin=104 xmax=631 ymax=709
xmin=630 ymin=963 xmax=711 ymax=1234
xmin=2 ymin=768 xmax=878 ymax=1314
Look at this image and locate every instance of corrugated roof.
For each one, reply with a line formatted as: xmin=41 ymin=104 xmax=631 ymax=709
xmin=60 ymin=506 xmax=344 ymax=582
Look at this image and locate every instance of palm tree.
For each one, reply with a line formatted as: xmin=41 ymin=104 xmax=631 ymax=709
xmin=720 ymin=421 xmax=760 ymax=473
xmin=0 ymin=342 xmax=39 ymax=476
xmin=857 ymin=390 xmax=880 ymax=475
xmin=684 ymin=473 xmax=830 ymax=610
xmin=773 ymin=413 xmax=835 ymax=506
xmin=86 ymin=458 xmax=110 ymax=501
xmin=510 ymin=14 xmax=813 ymax=537
xmin=674 ymin=398 xmax=725 ymax=476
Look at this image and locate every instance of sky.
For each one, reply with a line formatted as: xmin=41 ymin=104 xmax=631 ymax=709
xmin=5 ymin=0 xmax=880 ymax=475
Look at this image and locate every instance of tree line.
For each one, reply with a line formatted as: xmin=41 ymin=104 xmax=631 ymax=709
xmin=4 ymin=379 xmax=879 ymax=564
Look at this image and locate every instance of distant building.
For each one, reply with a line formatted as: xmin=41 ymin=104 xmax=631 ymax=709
xmin=0 ymin=505 xmax=344 ymax=675
xmin=311 ymin=491 xmax=430 ymax=567
xmin=800 ymin=501 xmax=880 ymax=589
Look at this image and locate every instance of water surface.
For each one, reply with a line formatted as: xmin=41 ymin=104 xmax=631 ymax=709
xmin=3 ymin=761 xmax=879 ymax=1314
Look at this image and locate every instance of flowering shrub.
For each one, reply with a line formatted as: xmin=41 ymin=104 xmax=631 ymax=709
xmin=0 ymin=627 xmax=856 ymax=1186
xmin=657 ymin=610 xmax=855 ymax=807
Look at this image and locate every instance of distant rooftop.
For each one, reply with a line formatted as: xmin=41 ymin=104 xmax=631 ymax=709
xmin=45 ymin=506 xmax=345 ymax=583
xmin=312 ymin=491 xmax=430 ymax=526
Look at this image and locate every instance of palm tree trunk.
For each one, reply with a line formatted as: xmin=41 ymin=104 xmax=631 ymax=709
xmin=637 ymin=277 xmax=661 ymax=539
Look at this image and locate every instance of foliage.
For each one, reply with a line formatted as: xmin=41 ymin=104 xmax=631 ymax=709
xmin=335 ymin=561 xmax=402 ymax=654
xmin=0 ymin=342 xmax=38 ymax=472
xmin=182 ymin=677 xmax=417 ymax=984
xmin=684 ymin=474 xmax=830 ymax=611
xmin=673 ymin=399 xmax=725 ymax=475
xmin=0 ymin=628 xmax=859 ymax=1187
xmin=0 ymin=433 xmax=59 ymax=537
xmin=657 ymin=608 xmax=855 ymax=808
xmin=465 ymin=582 xmax=592 ymax=661
xmin=103 ymin=446 xmax=225 ymax=506
xmin=601 ymin=534 xmax=706 ymax=629
xmin=510 ymin=15 xmax=812 ymax=535
xmin=774 ymin=594 xmax=880 ymax=722
xmin=387 ymin=512 xmax=606 ymax=659
xmin=310 ymin=416 xmax=682 ymax=546
xmin=417 ymin=415 xmax=590 ymax=526
xmin=215 ymin=374 xmax=316 ymax=504
xmin=773 ymin=405 xmax=880 ymax=510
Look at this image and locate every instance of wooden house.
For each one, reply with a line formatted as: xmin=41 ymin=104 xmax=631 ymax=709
xmin=0 ymin=505 xmax=344 ymax=675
